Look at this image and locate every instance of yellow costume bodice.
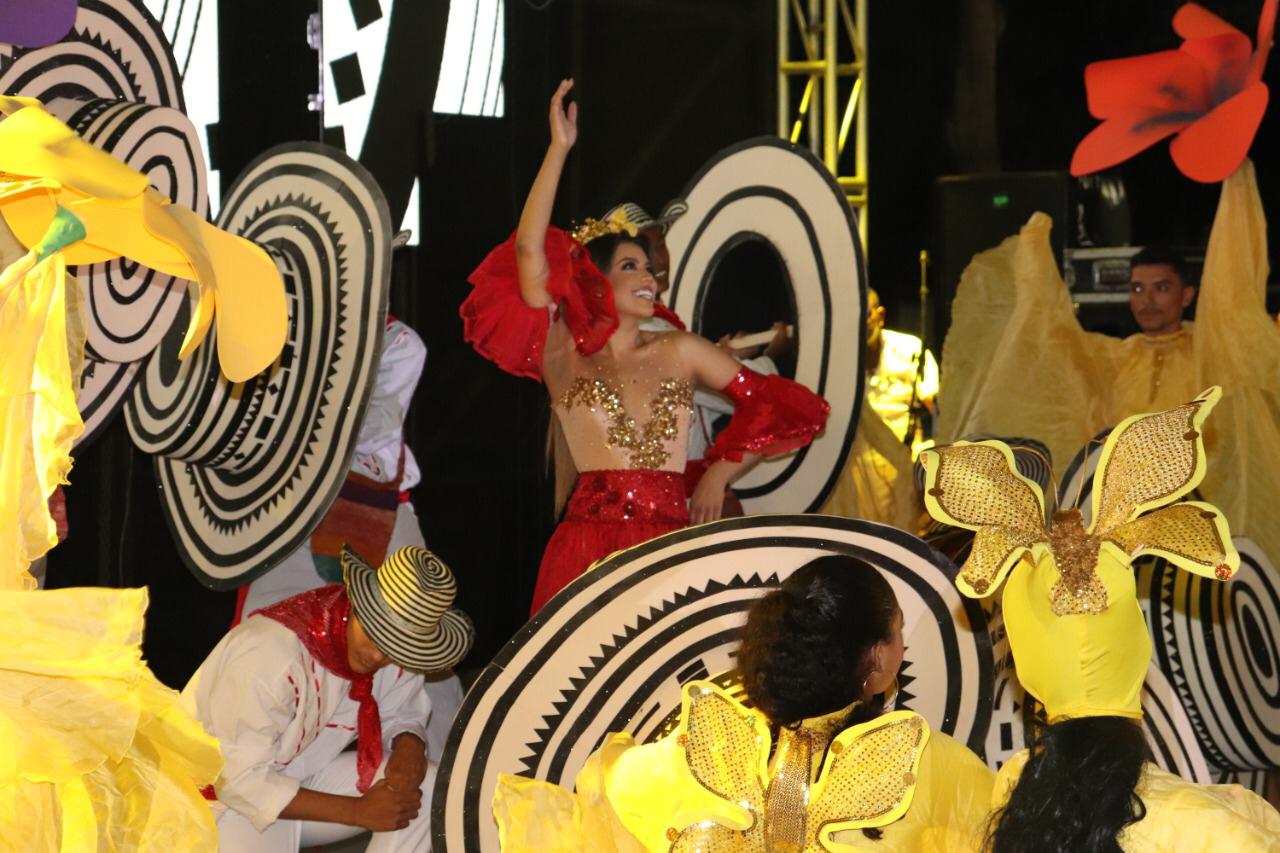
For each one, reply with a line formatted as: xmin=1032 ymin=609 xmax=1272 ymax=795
xmin=493 ymin=681 xmax=995 ymax=852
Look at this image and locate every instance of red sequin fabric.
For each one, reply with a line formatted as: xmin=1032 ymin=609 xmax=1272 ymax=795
xmin=706 ymin=368 xmax=831 ymax=463
xmin=530 ymin=469 xmax=687 ymax=614
xmin=461 ymin=227 xmax=619 ymax=379
xmin=255 ymin=585 xmax=383 ymax=792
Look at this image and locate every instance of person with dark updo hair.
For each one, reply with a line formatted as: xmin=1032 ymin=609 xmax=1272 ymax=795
xmin=461 ymin=80 xmax=829 ymax=615
xmin=491 ymin=554 xmax=993 ymax=850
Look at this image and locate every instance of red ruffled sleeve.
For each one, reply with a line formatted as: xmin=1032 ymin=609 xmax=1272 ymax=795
xmin=705 ymin=368 xmax=830 ymax=463
xmin=461 ymin=227 xmax=618 ymax=379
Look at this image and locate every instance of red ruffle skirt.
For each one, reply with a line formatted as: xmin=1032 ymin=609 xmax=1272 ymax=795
xmin=530 ymin=469 xmax=688 ymax=614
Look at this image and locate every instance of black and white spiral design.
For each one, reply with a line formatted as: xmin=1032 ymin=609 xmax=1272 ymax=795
xmin=1138 ymin=539 xmax=1280 ymax=770
xmin=431 ymin=516 xmax=992 ymax=851
xmin=0 ymin=0 xmax=181 ymax=108
xmin=126 ymin=143 xmax=392 ymax=588
xmin=44 ymin=97 xmax=207 ymax=363
xmin=74 ymin=349 xmax=142 ymax=448
xmin=664 ymin=138 xmax=865 ymax=515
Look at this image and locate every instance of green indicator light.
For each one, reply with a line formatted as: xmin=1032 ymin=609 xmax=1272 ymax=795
xmin=992 ymin=193 xmax=1010 ymax=208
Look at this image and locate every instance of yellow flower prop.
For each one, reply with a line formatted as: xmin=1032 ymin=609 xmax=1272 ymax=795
xmin=0 ymin=95 xmax=286 ymax=383
xmin=919 ymin=387 xmax=1239 ymax=720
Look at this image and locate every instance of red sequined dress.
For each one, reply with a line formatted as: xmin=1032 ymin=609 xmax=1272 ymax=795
xmin=463 ymin=228 xmax=829 ymax=613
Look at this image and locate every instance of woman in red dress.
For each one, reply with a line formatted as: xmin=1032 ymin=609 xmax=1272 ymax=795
xmin=463 ymin=80 xmax=829 ymax=613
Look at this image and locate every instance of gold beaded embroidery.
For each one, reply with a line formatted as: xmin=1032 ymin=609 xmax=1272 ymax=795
xmin=1092 ymin=399 xmax=1203 ymax=532
xmin=808 ymin=715 xmax=927 ymax=842
xmin=929 ymin=443 xmax=1047 ymax=594
xmin=1049 ymin=509 xmax=1107 ymax=615
xmin=558 ymin=376 xmax=693 ymax=469
xmin=763 ymin=726 xmax=814 ymax=851
xmin=668 ymin=683 xmax=929 ymax=851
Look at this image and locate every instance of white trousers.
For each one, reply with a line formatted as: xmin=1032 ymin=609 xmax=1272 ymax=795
xmin=241 ymin=503 xmax=465 ymax=762
xmin=214 ymin=751 xmax=437 ymax=852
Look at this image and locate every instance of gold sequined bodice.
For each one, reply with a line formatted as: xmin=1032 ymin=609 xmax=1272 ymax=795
xmin=556 ymin=375 xmax=694 ymax=471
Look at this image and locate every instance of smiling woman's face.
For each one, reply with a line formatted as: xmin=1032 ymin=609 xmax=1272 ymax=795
xmin=605 ymin=240 xmax=658 ymax=320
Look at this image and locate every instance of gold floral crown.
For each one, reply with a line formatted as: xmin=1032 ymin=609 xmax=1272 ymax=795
xmin=570 ymin=207 xmax=639 ymax=245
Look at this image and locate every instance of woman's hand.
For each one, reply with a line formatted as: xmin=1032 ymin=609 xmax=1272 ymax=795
xmin=690 ymin=464 xmax=732 ymax=525
xmin=549 ymin=78 xmax=578 ymax=153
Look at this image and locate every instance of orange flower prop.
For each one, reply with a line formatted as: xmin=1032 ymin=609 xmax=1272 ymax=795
xmin=1072 ymin=1 xmax=1277 ymax=183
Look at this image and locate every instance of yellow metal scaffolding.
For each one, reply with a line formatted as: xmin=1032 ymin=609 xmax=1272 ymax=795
xmin=778 ymin=0 xmax=867 ymax=250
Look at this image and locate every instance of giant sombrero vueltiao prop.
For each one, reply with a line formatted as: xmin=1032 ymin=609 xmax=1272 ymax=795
xmin=663 ymin=137 xmax=865 ymax=514
xmin=0 ymin=0 xmax=208 ymax=445
xmin=431 ymin=515 xmax=994 ymax=850
xmin=126 ymin=142 xmax=394 ymax=588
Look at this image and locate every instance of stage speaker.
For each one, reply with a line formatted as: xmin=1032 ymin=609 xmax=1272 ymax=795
xmin=931 ymin=172 xmax=1068 ymax=350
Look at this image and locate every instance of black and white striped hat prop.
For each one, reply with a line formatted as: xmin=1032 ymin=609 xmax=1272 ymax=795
xmin=0 ymin=0 xmax=199 ymax=448
xmin=343 ymin=546 xmax=475 ymax=674
xmin=0 ymin=0 xmax=183 ymax=109
xmin=602 ymin=199 xmax=689 ymax=234
xmin=663 ymin=138 xmax=865 ymax=515
xmin=126 ymin=142 xmax=392 ymax=588
xmin=46 ymin=97 xmax=208 ymax=366
xmin=431 ymin=515 xmax=992 ymax=850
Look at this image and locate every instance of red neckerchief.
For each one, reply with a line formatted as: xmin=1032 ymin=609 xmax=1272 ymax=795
xmin=257 ymin=585 xmax=383 ymax=792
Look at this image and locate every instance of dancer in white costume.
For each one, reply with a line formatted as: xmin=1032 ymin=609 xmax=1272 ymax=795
xmin=241 ymin=317 xmax=465 ymax=762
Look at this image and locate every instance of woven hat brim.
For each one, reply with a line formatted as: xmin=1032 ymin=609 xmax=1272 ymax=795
xmin=345 ymin=551 xmax=475 ymax=673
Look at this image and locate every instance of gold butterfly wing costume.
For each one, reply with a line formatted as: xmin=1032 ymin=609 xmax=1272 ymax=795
xmin=494 ymin=680 xmax=935 ymax=852
xmin=919 ymin=386 xmax=1237 ymax=720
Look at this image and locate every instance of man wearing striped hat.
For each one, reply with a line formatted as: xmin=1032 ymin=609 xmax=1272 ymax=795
xmin=181 ymin=546 xmax=474 ymax=852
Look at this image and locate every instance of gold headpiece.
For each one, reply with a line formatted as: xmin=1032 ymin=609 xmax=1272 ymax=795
xmin=920 ymin=387 xmax=1238 ymax=720
xmin=570 ymin=207 xmax=639 ymax=245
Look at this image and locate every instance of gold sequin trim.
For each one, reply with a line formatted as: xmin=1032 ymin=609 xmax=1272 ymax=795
xmin=1048 ymin=509 xmax=1107 ymax=616
xmin=559 ymin=376 xmax=693 ymax=469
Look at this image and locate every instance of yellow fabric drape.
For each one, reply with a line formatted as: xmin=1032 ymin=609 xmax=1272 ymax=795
xmin=937 ymin=161 xmax=1280 ymax=565
xmin=0 ymin=587 xmax=222 ymax=852
xmin=820 ymin=400 xmax=924 ymax=533
xmin=0 ymin=96 xmax=286 ymax=383
xmin=0 ymin=220 xmax=83 ymax=589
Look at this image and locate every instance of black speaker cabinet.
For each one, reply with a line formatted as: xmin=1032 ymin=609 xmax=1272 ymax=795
xmin=931 ymin=172 xmax=1068 ymax=350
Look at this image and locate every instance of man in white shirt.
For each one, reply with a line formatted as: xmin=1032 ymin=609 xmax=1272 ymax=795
xmin=182 ymin=546 xmax=474 ymax=852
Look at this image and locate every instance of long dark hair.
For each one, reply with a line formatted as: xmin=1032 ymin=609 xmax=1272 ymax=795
xmin=738 ymin=554 xmax=898 ymax=728
xmin=987 ymin=715 xmax=1149 ymax=853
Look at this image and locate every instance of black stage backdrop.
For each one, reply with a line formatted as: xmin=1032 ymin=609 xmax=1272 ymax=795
xmin=46 ymin=0 xmax=1280 ymax=688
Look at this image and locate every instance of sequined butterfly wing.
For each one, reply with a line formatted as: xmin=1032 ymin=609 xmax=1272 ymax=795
xmin=670 ymin=681 xmax=770 ymax=852
xmin=1089 ymin=387 xmax=1240 ymax=580
xmin=804 ymin=711 xmax=930 ymax=852
xmin=920 ymin=441 xmax=1049 ymax=597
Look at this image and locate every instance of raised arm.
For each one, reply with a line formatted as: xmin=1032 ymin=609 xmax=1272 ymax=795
xmin=514 ymin=79 xmax=578 ymax=309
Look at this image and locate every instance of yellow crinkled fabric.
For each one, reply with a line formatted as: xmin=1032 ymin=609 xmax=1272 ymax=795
xmin=936 ymin=160 xmax=1280 ymax=568
xmin=0 ymin=219 xmax=83 ymax=589
xmin=0 ymin=587 xmax=222 ymax=851
xmin=820 ymin=400 xmax=924 ymax=534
